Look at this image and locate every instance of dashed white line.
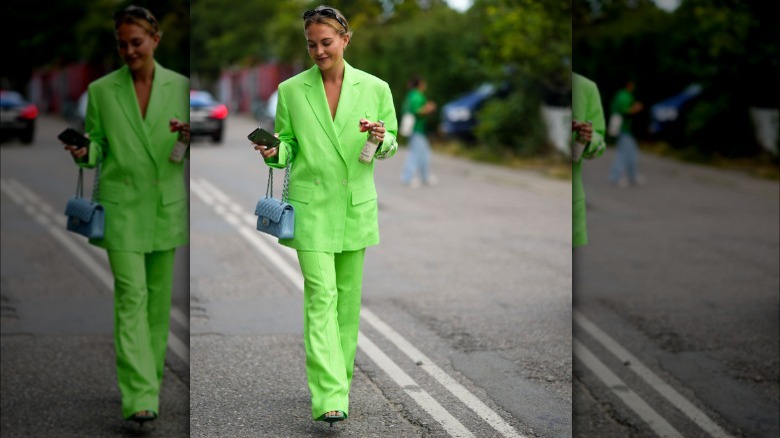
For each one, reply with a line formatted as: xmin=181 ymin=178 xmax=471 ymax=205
xmin=191 ymin=177 xmax=524 ymax=438
xmin=1 ymin=177 xmax=190 ymax=365
xmin=574 ymin=339 xmax=684 ymax=438
xmin=574 ymin=311 xmax=733 ymax=437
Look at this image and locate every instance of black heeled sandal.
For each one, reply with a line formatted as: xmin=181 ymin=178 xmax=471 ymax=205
xmin=322 ymin=411 xmax=345 ymax=427
xmin=130 ymin=410 xmax=157 ymax=427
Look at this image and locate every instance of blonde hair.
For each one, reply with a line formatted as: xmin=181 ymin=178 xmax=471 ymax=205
xmin=114 ymin=5 xmax=160 ymax=37
xmin=303 ymin=5 xmax=352 ymax=38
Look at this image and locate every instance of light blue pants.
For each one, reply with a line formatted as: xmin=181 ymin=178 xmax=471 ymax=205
xmin=401 ymin=133 xmax=431 ymax=184
xmin=609 ymin=132 xmax=639 ymax=184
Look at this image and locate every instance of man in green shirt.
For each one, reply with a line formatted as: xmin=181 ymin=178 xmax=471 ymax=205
xmin=608 ymin=79 xmax=644 ymax=187
xmin=400 ymin=76 xmax=437 ymax=187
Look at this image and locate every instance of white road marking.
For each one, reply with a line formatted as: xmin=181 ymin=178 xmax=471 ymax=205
xmin=574 ymin=339 xmax=684 ymax=438
xmin=362 ymin=308 xmax=524 ymax=438
xmin=0 ymin=178 xmax=190 ymax=365
xmin=191 ymin=177 xmax=524 ymax=437
xmin=358 ymin=334 xmax=475 ymax=438
xmin=574 ymin=311 xmax=733 ymax=437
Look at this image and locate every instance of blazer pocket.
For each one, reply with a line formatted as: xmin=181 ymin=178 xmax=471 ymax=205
xmin=162 ymin=184 xmax=187 ymax=206
xmin=98 ymin=181 xmax=126 ymax=204
xmin=287 ymin=184 xmax=312 ymax=204
xmin=351 ymin=186 xmax=377 ymax=206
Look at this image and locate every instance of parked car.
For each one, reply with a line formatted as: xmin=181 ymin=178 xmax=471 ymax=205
xmin=649 ymin=83 xmax=703 ymax=137
xmin=190 ymin=90 xmax=228 ymax=143
xmin=0 ymin=90 xmax=39 ymax=144
xmin=439 ymin=81 xmax=511 ymax=138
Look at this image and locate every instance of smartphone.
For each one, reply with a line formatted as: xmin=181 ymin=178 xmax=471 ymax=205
xmin=58 ymin=128 xmax=90 ymax=149
xmin=248 ymin=127 xmax=280 ymax=148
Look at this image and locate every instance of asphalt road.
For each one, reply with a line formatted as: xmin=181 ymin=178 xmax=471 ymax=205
xmin=189 ymin=114 xmax=573 ymax=437
xmin=573 ymin=146 xmax=779 ymax=437
xmin=1 ymin=116 xmax=190 ymax=437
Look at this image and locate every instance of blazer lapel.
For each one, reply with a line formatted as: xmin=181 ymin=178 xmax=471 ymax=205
xmin=113 ymin=66 xmax=147 ymax=147
xmin=144 ymin=61 xmax=171 ymax=136
xmin=303 ymin=65 xmax=345 ymax=162
xmin=333 ymin=62 xmax=361 ymax=140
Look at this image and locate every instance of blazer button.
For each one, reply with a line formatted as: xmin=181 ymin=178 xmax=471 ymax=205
xmin=315 ymin=179 xmax=320 ymax=185
xmin=342 ymin=179 xmax=347 ymax=186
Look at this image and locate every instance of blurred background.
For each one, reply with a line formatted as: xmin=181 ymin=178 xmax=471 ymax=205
xmin=190 ymin=0 xmax=573 ymax=166
xmin=573 ymin=0 xmax=779 ymax=170
xmin=1 ymin=1 xmax=190 ymax=436
xmin=572 ymin=1 xmax=779 ymax=437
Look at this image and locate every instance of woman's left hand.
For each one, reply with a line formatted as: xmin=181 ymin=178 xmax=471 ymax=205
xmin=170 ymin=119 xmax=190 ymax=142
xmin=575 ymin=122 xmax=593 ymax=143
xmin=359 ymin=118 xmax=386 ymax=143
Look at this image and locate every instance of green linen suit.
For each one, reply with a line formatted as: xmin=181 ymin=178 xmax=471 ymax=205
xmin=572 ymin=73 xmax=606 ymax=247
xmin=265 ymin=62 xmax=398 ymax=420
xmin=77 ymin=61 xmax=189 ymax=419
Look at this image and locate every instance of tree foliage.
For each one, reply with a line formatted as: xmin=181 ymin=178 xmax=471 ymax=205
xmin=574 ymin=0 xmax=780 ymax=157
xmin=190 ymin=0 xmax=570 ymax=155
xmin=2 ymin=0 xmax=190 ymax=90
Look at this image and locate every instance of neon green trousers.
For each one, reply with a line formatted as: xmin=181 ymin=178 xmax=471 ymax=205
xmin=297 ymin=249 xmax=365 ymax=421
xmin=107 ymin=249 xmax=175 ymax=420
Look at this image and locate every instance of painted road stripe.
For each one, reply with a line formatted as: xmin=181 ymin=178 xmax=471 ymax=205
xmin=359 ymin=334 xmax=475 ymax=437
xmin=574 ymin=339 xmax=683 ymax=438
xmin=192 ymin=177 xmax=524 ymax=437
xmin=1 ymin=178 xmax=190 ymax=365
xmin=574 ymin=311 xmax=733 ymax=437
xmin=361 ymin=309 xmax=523 ymax=438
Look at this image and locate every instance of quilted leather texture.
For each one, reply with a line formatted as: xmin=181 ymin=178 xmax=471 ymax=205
xmin=255 ymin=197 xmax=294 ymax=239
xmin=64 ymin=197 xmax=105 ymax=239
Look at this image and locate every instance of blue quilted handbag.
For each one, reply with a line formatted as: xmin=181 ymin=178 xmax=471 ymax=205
xmin=255 ymin=148 xmax=294 ymax=239
xmin=64 ymin=159 xmax=105 ymax=240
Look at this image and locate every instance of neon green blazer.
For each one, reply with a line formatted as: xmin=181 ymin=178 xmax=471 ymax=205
xmin=265 ymin=62 xmax=398 ymax=252
xmin=78 ymin=61 xmax=190 ymax=252
xmin=572 ymin=73 xmax=606 ymax=247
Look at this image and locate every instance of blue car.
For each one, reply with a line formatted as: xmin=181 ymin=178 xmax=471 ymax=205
xmin=649 ymin=83 xmax=703 ymax=135
xmin=440 ymin=82 xmax=510 ymax=138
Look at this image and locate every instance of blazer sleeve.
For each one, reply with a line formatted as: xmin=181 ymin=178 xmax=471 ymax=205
xmin=264 ymin=84 xmax=299 ymax=169
xmin=583 ymin=81 xmax=606 ymax=160
xmin=375 ymin=82 xmax=398 ymax=160
xmin=76 ymin=85 xmax=106 ymax=169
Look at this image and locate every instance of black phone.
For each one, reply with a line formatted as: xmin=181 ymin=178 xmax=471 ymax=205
xmin=248 ymin=127 xmax=280 ymax=148
xmin=58 ymin=128 xmax=90 ymax=149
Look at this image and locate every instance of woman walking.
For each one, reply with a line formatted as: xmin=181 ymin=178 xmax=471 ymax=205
xmin=254 ymin=5 xmax=398 ymax=426
xmin=62 ymin=5 xmax=189 ymax=426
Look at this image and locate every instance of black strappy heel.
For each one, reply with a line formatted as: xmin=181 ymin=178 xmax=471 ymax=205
xmin=129 ymin=410 xmax=157 ymax=427
xmin=322 ymin=410 xmax=345 ymax=427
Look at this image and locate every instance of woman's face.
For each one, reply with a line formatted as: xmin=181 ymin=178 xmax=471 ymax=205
xmin=306 ymin=23 xmax=349 ymax=73
xmin=116 ymin=23 xmax=159 ymax=73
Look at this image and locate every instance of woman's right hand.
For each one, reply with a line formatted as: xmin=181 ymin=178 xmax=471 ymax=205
xmin=63 ymin=133 xmax=89 ymax=160
xmin=253 ymin=132 xmax=280 ymax=159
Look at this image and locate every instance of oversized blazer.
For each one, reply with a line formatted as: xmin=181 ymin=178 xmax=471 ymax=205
xmin=78 ymin=61 xmax=190 ymax=252
xmin=572 ymin=73 xmax=606 ymax=247
xmin=265 ymin=62 xmax=398 ymax=253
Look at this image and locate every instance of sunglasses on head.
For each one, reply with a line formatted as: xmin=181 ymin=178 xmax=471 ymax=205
xmin=302 ymin=8 xmax=347 ymax=31
xmin=114 ymin=6 xmax=158 ymax=31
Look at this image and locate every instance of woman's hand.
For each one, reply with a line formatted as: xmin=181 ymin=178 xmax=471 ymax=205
xmin=574 ymin=121 xmax=593 ymax=143
xmin=253 ymin=132 xmax=280 ymax=159
xmin=170 ymin=119 xmax=190 ymax=142
xmin=63 ymin=133 xmax=89 ymax=160
xmin=359 ymin=119 xmax=386 ymax=144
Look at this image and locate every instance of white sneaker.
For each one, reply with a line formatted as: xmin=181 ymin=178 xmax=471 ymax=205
xmin=632 ymin=175 xmax=646 ymax=186
xmin=424 ymin=175 xmax=438 ymax=186
xmin=404 ymin=177 xmax=421 ymax=189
